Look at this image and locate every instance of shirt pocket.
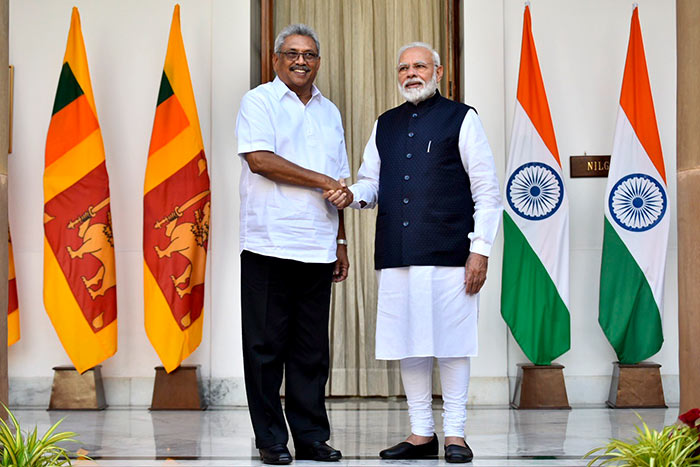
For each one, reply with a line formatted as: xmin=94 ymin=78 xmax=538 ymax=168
xmin=320 ymin=122 xmax=346 ymax=177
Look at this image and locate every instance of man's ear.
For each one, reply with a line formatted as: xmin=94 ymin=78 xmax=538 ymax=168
xmin=435 ymin=65 xmax=444 ymax=83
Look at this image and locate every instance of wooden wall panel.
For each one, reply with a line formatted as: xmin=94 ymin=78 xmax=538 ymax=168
xmin=676 ymin=0 xmax=700 ymax=414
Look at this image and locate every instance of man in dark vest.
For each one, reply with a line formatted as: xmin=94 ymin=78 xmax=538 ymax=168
xmin=327 ymin=42 xmax=502 ymax=463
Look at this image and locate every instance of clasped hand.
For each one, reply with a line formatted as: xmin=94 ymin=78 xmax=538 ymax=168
xmin=323 ymin=178 xmax=354 ymax=209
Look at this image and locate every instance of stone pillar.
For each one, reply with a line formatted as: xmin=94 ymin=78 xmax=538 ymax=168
xmin=677 ymin=0 xmax=700 ymax=414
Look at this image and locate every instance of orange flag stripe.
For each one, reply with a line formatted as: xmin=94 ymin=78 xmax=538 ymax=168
xmin=148 ymin=95 xmax=190 ymax=157
xmin=144 ymin=124 xmax=203 ymax=194
xmin=44 ymin=130 xmax=106 ymax=202
xmin=8 ymin=237 xmax=19 ymax=346
xmin=8 ymin=310 xmax=19 ymax=347
xmin=619 ymin=7 xmax=665 ymax=183
xmin=45 ymin=95 xmax=99 ymax=168
xmin=516 ymin=5 xmax=560 ymax=166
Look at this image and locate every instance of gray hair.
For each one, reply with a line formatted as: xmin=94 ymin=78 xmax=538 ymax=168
xmin=274 ymin=24 xmax=320 ymax=55
xmin=397 ymin=42 xmax=440 ymax=67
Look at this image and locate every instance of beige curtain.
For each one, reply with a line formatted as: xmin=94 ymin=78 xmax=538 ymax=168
xmin=275 ymin=0 xmax=451 ymax=396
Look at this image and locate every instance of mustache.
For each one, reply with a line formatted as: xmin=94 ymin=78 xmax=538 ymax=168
xmin=402 ymin=78 xmax=425 ymax=89
xmin=290 ymin=64 xmax=311 ymax=72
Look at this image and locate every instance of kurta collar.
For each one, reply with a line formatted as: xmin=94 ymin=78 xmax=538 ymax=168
xmin=272 ymin=76 xmax=321 ymax=103
xmin=406 ymin=89 xmax=442 ymax=110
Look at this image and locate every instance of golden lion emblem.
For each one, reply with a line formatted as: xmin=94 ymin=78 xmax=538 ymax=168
xmin=154 ymin=190 xmax=210 ymax=301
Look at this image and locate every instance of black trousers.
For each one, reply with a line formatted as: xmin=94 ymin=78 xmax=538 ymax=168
xmin=240 ymin=250 xmax=334 ymax=449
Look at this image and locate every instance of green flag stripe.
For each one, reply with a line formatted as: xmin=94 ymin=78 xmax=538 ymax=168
xmin=157 ymin=71 xmax=175 ymax=106
xmin=501 ymin=212 xmax=570 ymax=365
xmin=599 ymin=218 xmax=663 ymax=364
xmin=52 ymin=63 xmax=85 ymax=116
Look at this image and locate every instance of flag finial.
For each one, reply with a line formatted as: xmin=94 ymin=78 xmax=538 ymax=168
xmin=633 ymin=2 xmax=639 ymax=9
xmin=525 ymin=1 xmax=531 ymax=7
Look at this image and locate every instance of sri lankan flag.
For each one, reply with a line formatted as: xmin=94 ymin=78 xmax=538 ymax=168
xmin=144 ymin=5 xmax=210 ymax=373
xmin=8 ymin=232 xmax=19 ymax=346
xmin=43 ymin=7 xmax=117 ymax=373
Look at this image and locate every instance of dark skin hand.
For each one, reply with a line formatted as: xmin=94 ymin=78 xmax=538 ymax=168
xmin=465 ymin=252 xmax=488 ymax=295
xmin=333 ymin=211 xmax=349 ymax=282
xmin=244 ymin=150 xmax=343 ymax=192
xmin=323 ymin=180 xmax=354 ymax=208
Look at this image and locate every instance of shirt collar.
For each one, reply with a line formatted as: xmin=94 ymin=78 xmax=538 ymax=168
xmin=272 ymin=76 xmax=322 ymax=102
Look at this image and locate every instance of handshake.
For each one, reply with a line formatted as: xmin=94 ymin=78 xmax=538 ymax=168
xmin=323 ymin=178 xmax=354 ymax=209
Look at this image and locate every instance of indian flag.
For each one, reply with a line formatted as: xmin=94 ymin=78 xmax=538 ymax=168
xmin=599 ymin=6 xmax=668 ymax=364
xmin=501 ymin=4 xmax=570 ymax=366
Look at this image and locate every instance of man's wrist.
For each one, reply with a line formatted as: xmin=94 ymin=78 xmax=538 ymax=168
xmin=322 ymin=175 xmax=336 ymax=191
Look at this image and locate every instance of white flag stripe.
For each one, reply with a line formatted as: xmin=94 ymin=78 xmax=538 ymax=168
xmin=605 ymin=108 xmax=669 ymax=309
xmin=504 ymin=103 xmax=570 ymax=304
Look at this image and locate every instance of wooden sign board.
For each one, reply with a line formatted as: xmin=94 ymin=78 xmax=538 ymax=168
xmin=570 ymin=155 xmax=610 ymax=178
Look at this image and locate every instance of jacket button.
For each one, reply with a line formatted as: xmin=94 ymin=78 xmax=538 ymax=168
xmin=406 ymin=153 xmax=412 ymax=159
xmin=403 ymin=198 xmax=409 ymax=204
xmin=404 ymin=175 xmax=410 ymax=181
xmin=412 ymin=113 xmax=418 ymax=118
xmin=403 ymin=221 xmax=409 ymax=227
xmin=408 ymin=132 xmax=414 ymax=137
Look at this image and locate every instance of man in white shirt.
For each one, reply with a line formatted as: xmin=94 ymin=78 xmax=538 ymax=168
xmin=327 ymin=42 xmax=502 ymax=463
xmin=236 ymin=24 xmax=351 ymax=465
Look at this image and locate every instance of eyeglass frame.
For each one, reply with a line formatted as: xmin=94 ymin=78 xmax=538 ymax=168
xmin=397 ymin=61 xmax=438 ymax=75
xmin=277 ymin=50 xmax=320 ymax=62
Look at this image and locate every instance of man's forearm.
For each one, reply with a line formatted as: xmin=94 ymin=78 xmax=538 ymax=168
xmin=337 ymin=210 xmax=346 ymax=240
xmin=244 ymin=150 xmax=338 ymax=191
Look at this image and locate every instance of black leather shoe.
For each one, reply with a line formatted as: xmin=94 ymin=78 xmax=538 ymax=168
xmin=259 ymin=444 xmax=293 ymax=465
xmin=295 ymin=441 xmax=342 ymax=461
xmin=445 ymin=441 xmax=474 ymax=463
xmin=379 ymin=433 xmax=439 ymax=459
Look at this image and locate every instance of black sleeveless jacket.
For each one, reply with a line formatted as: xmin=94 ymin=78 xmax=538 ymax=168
xmin=374 ymin=91 xmax=476 ymax=269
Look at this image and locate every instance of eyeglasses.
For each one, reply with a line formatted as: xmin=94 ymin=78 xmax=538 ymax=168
xmin=279 ymin=51 xmax=320 ymax=62
xmin=397 ymin=61 xmax=436 ymax=74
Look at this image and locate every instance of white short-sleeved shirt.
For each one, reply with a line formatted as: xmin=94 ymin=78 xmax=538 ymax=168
xmin=236 ymin=77 xmax=350 ymax=264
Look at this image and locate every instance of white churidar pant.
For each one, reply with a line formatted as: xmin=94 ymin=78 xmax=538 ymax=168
xmin=400 ymin=356 xmax=471 ymax=438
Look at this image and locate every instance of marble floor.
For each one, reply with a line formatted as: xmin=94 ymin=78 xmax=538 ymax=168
xmin=8 ymin=400 xmax=681 ymax=466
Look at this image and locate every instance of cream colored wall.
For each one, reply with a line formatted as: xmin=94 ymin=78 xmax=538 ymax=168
xmin=7 ymin=0 xmax=678 ymax=406
xmin=8 ymin=0 xmax=249 ymax=405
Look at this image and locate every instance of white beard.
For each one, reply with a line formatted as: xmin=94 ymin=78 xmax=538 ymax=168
xmin=398 ymin=73 xmax=439 ymax=104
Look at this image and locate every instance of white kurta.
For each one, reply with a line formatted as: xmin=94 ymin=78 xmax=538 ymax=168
xmin=349 ymin=108 xmax=503 ymax=359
